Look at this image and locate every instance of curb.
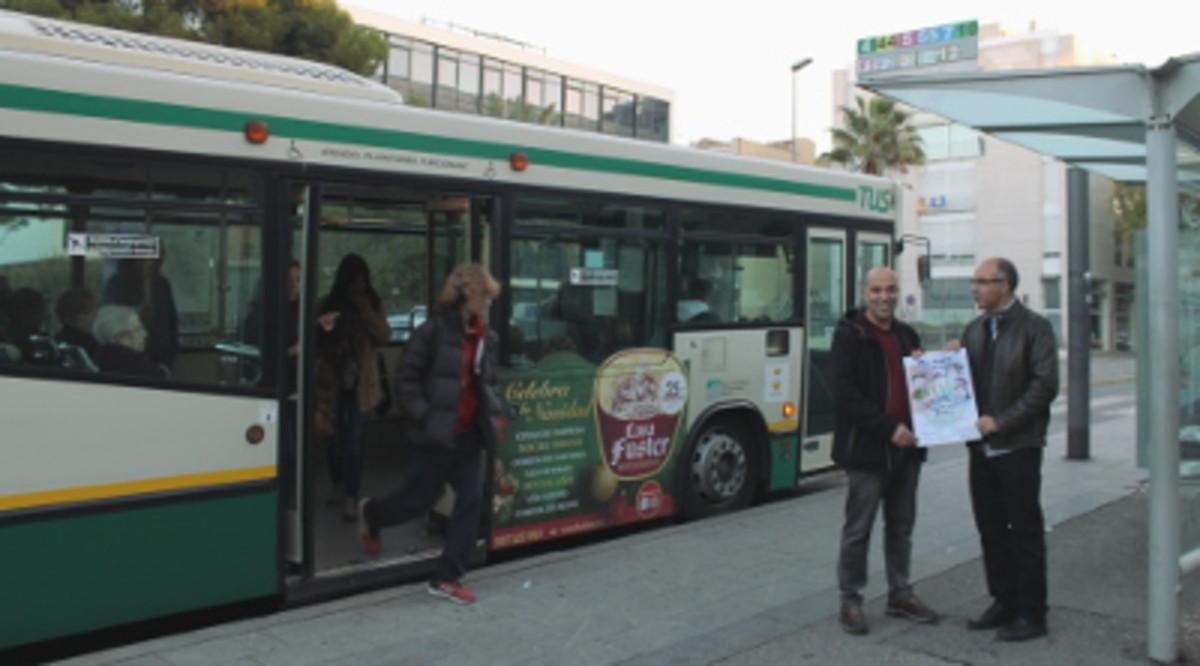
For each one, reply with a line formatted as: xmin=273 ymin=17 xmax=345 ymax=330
xmin=1059 ymin=376 xmax=1135 ymax=392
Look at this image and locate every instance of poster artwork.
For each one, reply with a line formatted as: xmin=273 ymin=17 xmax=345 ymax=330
xmin=903 ymin=349 xmax=981 ymax=446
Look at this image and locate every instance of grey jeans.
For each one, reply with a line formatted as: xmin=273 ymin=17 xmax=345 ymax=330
xmin=837 ymin=461 xmax=921 ymax=604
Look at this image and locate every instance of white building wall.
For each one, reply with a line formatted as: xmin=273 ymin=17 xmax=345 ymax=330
xmin=835 ymin=23 xmax=1130 ymax=351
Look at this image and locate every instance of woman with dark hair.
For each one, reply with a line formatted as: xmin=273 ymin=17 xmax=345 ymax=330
xmin=56 ymin=288 xmax=99 ymax=358
xmin=358 ymin=263 xmax=502 ymax=605
xmin=314 ymin=254 xmax=391 ymax=520
xmin=101 ymin=253 xmax=179 ymax=371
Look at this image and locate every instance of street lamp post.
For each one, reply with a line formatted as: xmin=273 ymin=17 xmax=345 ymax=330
xmin=790 ymin=57 xmax=813 ymax=163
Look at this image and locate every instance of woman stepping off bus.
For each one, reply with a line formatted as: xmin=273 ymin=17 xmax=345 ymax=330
xmin=358 ymin=263 xmax=502 ymax=605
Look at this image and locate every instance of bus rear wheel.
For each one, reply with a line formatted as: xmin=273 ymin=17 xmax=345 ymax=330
xmin=681 ymin=419 xmax=757 ymax=519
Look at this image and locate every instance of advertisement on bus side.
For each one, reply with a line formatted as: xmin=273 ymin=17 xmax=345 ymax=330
xmin=490 ymin=348 xmax=688 ymax=549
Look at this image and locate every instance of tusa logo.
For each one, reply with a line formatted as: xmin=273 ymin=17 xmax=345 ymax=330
xmin=858 ymin=186 xmax=894 ymax=213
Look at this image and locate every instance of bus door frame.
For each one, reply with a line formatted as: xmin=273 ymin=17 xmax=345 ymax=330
xmin=800 ymin=227 xmax=849 ymax=471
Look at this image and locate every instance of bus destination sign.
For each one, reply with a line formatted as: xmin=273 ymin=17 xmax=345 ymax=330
xmin=66 ymin=233 xmax=160 ymax=259
xmin=569 ymin=267 xmax=619 ymax=287
xmin=856 ymin=20 xmax=979 ymax=80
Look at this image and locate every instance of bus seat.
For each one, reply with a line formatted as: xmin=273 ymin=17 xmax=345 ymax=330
xmin=0 ymin=343 xmax=19 ymax=365
xmin=56 ymin=343 xmax=99 ymax=372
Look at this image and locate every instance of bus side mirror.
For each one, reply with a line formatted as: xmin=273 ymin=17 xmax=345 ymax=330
xmin=917 ymin=255 xmax=931 ymax=283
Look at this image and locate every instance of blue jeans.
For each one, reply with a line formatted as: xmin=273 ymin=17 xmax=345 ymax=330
xmin=364 ymin=429 xmax=485 ymax=583
xmin=329 ymin=391 xmax=366 ymax=499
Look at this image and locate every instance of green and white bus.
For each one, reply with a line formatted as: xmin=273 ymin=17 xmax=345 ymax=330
xmin=0 ymin=10 xmax=897 ymax=656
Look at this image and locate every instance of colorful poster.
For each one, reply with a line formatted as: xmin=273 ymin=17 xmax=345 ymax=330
xmin=490 ymin=348 xmax=688 ymax=549
xmin=903 ymin=349 xmax=981 ymax=446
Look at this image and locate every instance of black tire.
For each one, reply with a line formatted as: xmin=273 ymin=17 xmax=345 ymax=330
xmin=680 ymin=418 xmax=759 ymax=519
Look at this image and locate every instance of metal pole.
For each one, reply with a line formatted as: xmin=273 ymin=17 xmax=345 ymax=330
xmin=791 ymin=69 xmax=797 ymax=162
xmin=1067 ymin=167 xmax=1090 ymax=460
xmin=1146 ymin=112 xmax=1180 ymax=664
xmin=790 ymin=58 xmax=811 ymax=163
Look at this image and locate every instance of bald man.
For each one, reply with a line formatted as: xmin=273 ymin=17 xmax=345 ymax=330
xmin=833 ymin=266 xmax=939 ymax=635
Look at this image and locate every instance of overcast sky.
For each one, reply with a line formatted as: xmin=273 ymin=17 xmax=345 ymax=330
xmin=347 ymin=1 xmax=1196 ymax=151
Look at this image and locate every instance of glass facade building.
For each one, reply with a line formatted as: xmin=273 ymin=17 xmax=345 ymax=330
xmin=369 ymin=31 xmax=670 ymax=142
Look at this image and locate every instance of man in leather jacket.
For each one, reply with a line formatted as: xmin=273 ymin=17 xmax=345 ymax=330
xmin=960 ymin=257 xmax=1059 ymax=642
xmin=832 ymin=267 xmax=939 ymax=635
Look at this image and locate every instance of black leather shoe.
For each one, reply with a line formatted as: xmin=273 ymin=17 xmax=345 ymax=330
xmin=996 ymin=615 xmax=1048 ymax=642
xmin=967 ymin=601 xmax=1016 ymax=630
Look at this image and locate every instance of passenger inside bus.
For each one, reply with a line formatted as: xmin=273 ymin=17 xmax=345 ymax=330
xmin=7 ymin=287 xmax=50 ymax=363
xmin=101 ymin=249 xmax=180 ymax=373
xmin=0 ymin=275 xmax=12 ymax=340
xmin=540 ymin=283 xmax=599 ymax=359
xmin=677 ymin=278 xmax=719 ymax=324
xmin=241 ymin=260 xmax=302 ymax=389
xmin=92 ymin=304 xmax=167 ymax=380
xmin=55 ymin=288 xmax=100 ymax=359
xmin=314 ymin=254 xmax=391 ymax=521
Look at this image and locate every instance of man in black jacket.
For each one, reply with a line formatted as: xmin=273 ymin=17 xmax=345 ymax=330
xmin=833 ymin=266 xmax=939 ymax=635
xmin=960 ymin=258 xmax=1058 ymax=641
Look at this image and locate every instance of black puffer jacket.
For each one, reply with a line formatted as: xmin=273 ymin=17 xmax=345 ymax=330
xmin=396 ymin=309 xmax=500 ymax=451
xmin=831 ymin=308 xmax=925 ymax=471
xmin=962 ymin=300 xmax=1058 ymax=450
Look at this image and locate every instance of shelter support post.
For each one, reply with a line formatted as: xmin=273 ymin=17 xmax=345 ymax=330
xmin=1067 ymin=167 xmax=1090 ymax=460
xmin=1146 ymin=114 xmax=1180 ymax=664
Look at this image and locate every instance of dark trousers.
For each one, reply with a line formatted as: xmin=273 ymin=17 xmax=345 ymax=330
xmin=968 ymin=447 xmax=1047 ymax=620
xmin=329 ymin=391 xmax=366 ymax=498
xmin=365 ymin=429 xmax=485 ymax=583
xmin=837 ymin=460 xmax=921 ymax=604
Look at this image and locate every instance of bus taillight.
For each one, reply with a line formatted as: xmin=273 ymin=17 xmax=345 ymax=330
xmin=783 ymin=402 xmax=797 ymax=419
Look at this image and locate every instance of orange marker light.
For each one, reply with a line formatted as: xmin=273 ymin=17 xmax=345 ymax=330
xmin=244 ymin=120 xmax=270 ymax=144
xmin=783 ymin=402 xmax=797 ymax=419
xmin=509 ymin=152 xmax=529 ymax=171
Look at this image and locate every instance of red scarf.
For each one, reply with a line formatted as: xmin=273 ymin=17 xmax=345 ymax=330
xmin=454 ymin=314 xmax=486 ymax=434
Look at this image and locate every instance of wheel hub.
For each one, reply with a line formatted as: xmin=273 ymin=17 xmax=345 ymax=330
xmin=690 ymin=429 xmax=747 ymax=502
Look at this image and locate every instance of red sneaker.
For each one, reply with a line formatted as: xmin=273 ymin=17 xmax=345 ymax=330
xmin=428 ymin=580 xmax=477 ymax=605
xmin=358 ymin=498 xmax=380 ymax=556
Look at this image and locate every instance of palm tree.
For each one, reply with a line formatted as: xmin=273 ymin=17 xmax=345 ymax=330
xmin=819 ymin=96 xmax=925 ymax=175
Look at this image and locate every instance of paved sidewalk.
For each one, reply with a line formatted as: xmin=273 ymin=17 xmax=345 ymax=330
xmin=1060 ymin=351 xmax=1136 ymax=388
xmin=55 ymin=380 xmax=1158 ymax=666
xmin=716 ymin=487 xmax=1200 ymax=666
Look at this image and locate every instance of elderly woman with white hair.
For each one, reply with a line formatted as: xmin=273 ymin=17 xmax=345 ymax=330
xmin=92 ymin=305 xmax=166 ymax=379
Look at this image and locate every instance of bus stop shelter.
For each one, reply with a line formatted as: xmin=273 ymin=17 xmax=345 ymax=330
xmin=862 ymin=55 xmax=1200 ymax=663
